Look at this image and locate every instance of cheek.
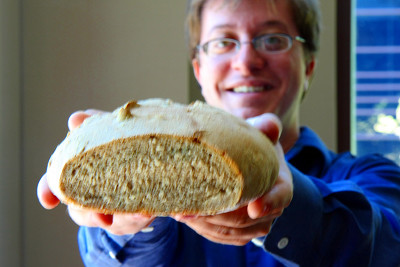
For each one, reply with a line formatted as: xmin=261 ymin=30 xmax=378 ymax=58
xmin=198 ymin=61 xmax=226 ymax=103
xmin=200 ymin=60 xmax=225 ymax=84
xmin=273 ymin=54 xmax=306 ymax=114
xmin=281 ymin=54 xmax=306 ymax=93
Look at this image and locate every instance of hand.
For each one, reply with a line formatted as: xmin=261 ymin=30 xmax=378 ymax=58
xmin=174 ymin=113 xmax=293 ymax=246
xmin=37 ymin=109 xmax=155 ymax=235
xmin=246 ymin=114 xmax=293 ymax=220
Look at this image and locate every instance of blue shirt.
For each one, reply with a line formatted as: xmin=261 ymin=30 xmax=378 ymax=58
xmin=77 ymin=127 xmax=400 ymax=266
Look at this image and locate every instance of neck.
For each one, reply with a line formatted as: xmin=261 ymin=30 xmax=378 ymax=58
xmin=280 ymin=126 xmax=300 ymax=154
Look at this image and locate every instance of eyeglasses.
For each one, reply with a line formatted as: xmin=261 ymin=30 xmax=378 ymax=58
xmin=197 ymin=33 xmax=305 ymax=57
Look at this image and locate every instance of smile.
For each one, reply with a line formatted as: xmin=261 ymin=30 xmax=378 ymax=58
xmin=232 ymin=86 xmax=270 ymax=93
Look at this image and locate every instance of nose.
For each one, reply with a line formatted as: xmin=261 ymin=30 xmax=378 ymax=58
xmin=231 ymin=42 xmax=265 ymax=75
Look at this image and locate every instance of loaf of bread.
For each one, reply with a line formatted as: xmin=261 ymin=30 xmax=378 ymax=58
xmin=46 ymin=99 xmax=279 ymax=215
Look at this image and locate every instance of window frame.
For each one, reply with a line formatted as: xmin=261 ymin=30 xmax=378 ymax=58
xmin=337 ymin=0 xmax=354 ymax=153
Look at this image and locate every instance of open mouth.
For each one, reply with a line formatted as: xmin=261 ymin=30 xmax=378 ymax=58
xmin=231 ymin=85 xmax=272 ymax=93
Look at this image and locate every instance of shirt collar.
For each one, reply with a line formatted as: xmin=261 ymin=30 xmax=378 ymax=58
xmin=285 ymin=127 xmax=335 ymax=177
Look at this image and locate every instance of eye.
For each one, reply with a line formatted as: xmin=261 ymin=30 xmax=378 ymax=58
xmin=205 ymin=38 xmax=237 ymax=55
xmin=259 ymin=34 xmax=289 ymax=52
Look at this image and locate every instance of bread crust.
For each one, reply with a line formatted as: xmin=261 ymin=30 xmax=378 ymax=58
xmin=46 ymin=99 xmax=278 ymax=215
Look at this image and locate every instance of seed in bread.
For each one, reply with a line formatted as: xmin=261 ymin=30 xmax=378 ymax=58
xmin=46 ymin=99 xmax=279 ymax=215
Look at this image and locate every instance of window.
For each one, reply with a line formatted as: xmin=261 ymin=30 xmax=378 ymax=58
xmin=353 ymin=0 xmax=400 ymax=165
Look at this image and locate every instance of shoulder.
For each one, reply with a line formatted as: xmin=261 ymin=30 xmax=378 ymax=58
xmin=326 ymin=152 xmax=400 ymax=182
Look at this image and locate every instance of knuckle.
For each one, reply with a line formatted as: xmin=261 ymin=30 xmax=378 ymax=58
xmin=258 ymin=223 xmax=272 ymax=236
xmin=233 ymin=216 xmax=250 ymax=227
xmin=258 ymin=227 xmax=270 ymax=236
xmin=215 ymin=226 xmax=231 ymax=236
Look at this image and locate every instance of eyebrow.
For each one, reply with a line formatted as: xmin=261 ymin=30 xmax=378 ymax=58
xmin=207 ymin=20 xmax=290 ymax=35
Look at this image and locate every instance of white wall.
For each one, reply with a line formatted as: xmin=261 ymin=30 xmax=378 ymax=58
xmin=0 ymin=1 xmax=22 ymax=266
xmin=299 ymin=1 xmax=337 ymax=151
xmin=1 ymin=1 xmax=336 ymax=266
xmin=21 ymin=1 xmax=187 ymax=266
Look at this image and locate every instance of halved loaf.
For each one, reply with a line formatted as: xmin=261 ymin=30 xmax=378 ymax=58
xmin=46 ymin=99 xmax=279 ymax=215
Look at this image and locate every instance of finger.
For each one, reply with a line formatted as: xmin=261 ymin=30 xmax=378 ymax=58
xmin=247 ymin=197 xmax=285 ymax=219
xmin=37 ymin=174 xmax=60 ymax=209
xmin=264 ymin=178 xmax=293 ymax=210
xmin=68 ymin=111 xmax=91 ymax=131
xmin=247 ymin=175 xmax=292 ymax=219
xmin=67 ymin=206 xmax=93 ymax=227
xmin=92 ymin=213 xmax=113 ymax=226
xmin=183 ymin=218 xmax=272 ymax=246
xmin=183 ymin=207 xmax=256 ymax=228
xmin=108 ymin=214 xmax=156 ymax=235
xmin=247 ymin=196 xmax=270 ymax=219
xmin=172 ymin=214 xmax=198 ymax=221
xmin=246 ymin=113 xmax=282 ymax=144
xmin=67 ymin=206 xmax=114 ymax=228
xmin=68 ymin=109 xmax=105 ymax=131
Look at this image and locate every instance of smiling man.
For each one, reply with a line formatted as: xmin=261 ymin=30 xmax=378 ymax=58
xmin=191 ymin=0 xmax=315 ymax=153
xmin=38 ymin=0 xmax=400 ymax=266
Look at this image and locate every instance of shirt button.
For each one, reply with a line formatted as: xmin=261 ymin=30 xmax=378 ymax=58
xmin=109 ymin=251 xmax=117 ymax=259
xmin=277 ymin=237 xmax=289 ymax=249
xmin=141 ymin=227 xmax=154 ymax=233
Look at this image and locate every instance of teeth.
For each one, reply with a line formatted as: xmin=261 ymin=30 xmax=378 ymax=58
xmin=233 ymin=86 xmax=265 ymax=93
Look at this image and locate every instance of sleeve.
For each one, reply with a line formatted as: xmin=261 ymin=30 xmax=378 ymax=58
xmin=78 ymin=217 xmax=179 ymax=267
xmin=262 ymin=156 xmax=400 ymax=266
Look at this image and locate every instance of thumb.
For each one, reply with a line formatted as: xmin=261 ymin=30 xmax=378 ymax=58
xmin=246 ymin=113 xmax=282 ymax=144
xmin=68 ymin=111 xmax=91 ymax=131
xmin=67 ymin=109 xmax=104 ymax=131
xmin=37 ymin=174 xmax=60 ymax=209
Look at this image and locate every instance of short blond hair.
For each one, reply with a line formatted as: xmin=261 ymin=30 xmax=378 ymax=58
xmin=185 ymin=0 xmax=321 ymax=60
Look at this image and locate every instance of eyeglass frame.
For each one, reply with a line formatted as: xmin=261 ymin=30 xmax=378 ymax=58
xmin=196 ymin=33 xmax=306 ymax=57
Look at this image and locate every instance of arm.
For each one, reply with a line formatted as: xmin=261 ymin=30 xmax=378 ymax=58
xmin=78 ymin=217 xmax=180 ymax=266
xmin=176 ymin=117 xmax=400 ymax=266
xmin=38 ymin=109 xmax=217 ymax=266
xmin=264 ymin=155 xmax=400 ymax=266
xmin=38 ymin=111 xmax=291 ymax=265
xmin=37 ymin=110 xmax=168 ymax=265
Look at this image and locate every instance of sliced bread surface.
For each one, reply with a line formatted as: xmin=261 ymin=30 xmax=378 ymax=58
xmin=46 ymin=99 xmax=279 ymax=215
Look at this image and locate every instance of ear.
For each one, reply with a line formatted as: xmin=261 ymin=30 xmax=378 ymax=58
xmin=301 ymin=56 xmax=316 ymax=101
xmin=192 ymin=58 xmax=202 ymax=86
xmin=305 ymin=55 xmax=316 ymax=79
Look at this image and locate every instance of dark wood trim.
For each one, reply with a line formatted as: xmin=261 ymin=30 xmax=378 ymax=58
xmin=336 ymin=0 xmax=353 ymax=152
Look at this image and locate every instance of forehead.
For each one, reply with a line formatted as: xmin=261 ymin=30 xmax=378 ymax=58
xmin=200 ymin=0 xmax=296 ymax=38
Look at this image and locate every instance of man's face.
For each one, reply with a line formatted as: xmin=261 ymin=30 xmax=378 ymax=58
xmin=192 ymin=0 xmax=315 ymax=129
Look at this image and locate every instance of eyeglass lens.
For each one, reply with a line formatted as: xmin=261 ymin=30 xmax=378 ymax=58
xmin=256 ymin=35 xmax=291 ymax=52
xmin=203 ymin=34 xmax=294 ymax=56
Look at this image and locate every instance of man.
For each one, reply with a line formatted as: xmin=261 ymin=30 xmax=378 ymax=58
xmin=38 ymin=0 xmax=400 ymax=266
